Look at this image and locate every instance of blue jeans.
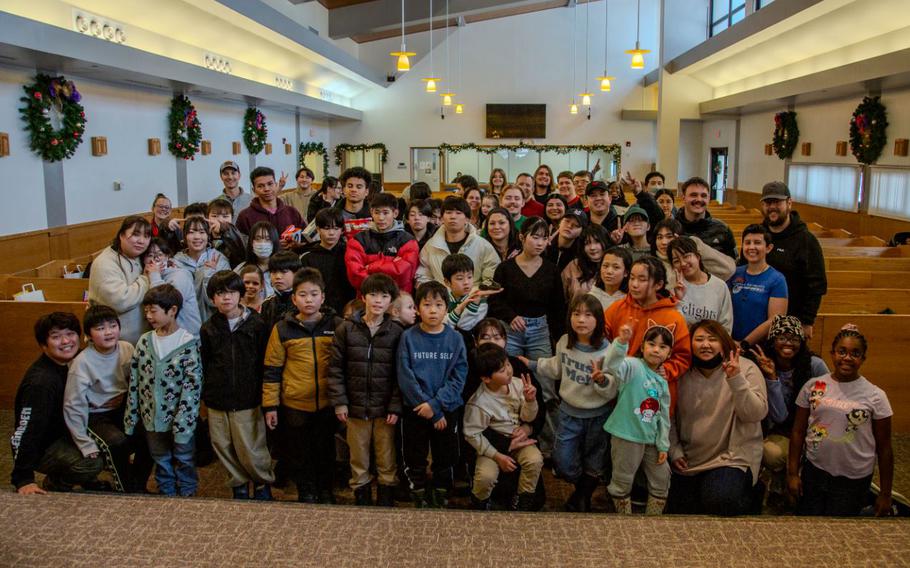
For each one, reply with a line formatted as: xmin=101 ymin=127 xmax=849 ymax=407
xmin=146 ymin=431 xmax=197 ymax=497
xmin=666 ymin=467 xmax=755 ymax=516
xmin=505 ymin=315 xmax=552 ymax=361
xmin=553 ymin=407 xmax=611 ymax=484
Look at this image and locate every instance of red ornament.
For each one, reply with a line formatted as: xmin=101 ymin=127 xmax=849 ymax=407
xmin=176 ymin=143 xmax=182 ymax=149
xmin=34 ymin=92 xmax=42 ymax=100
xmin=51 ymin=138 xmax=58 ymax=146
xmin=80 ymin=112 xmax=85 ymax=118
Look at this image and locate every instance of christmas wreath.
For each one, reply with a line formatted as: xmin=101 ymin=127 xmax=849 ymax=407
xmin=850 ymin=96 xmax=888 ymax=165
xmin=334 ymin=143 xmax=389 ymax=166
xmin=243 ymin=107 xmax=267 ymax=154
xmin=299 ymin=141 xmax=329 ymax=176
xmin=168 ymin=95 xmax=201 ymax=160
xmin=772 ymin=111 xmax=798 ymax=160
xmin=19 ymin=74 xmax=85 ymax=161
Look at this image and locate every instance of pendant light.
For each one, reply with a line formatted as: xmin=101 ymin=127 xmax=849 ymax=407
xmin=578 ymin=0 xmax=592 ymax=106
xmin=422 ymin=0 xmax=440 ymax=92
xmin=390 ymin=0 xmax=415 ymax=71
xmin=596 ymin=0 xmax=615 ymax=91
xmin=455 ymin=103 xmax=464 ymax=114
xmin=569 ymin=0 xmax=578 ymax=115
xmin=454 ymin=18 xmax=464 ymax=114
xmin=439 ymin=0 xmax=454 ymax=105
xmin=625 ymin=0 xmax=650 ymax=69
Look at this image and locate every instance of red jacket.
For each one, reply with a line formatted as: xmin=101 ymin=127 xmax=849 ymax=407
xmin=345 ymin=224 xmax=419 ymax=294
xmin=521 ymin=198 xmax=545 ymax=218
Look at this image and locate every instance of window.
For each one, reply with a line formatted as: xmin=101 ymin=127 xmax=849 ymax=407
xmin=710 ymin=0 xmax=746 ymax=36
xmin=341 ymin=148 xmax=384 ymax=178
xmin=755 ymin=0 xmax=775 ymax=9
xmin=786 ymin=164 xmax=862 ymax=212
xmin=868 ymin=167 xmax=910 ymax=221
xmin=442 ymin=147 xmax=618 ymax=190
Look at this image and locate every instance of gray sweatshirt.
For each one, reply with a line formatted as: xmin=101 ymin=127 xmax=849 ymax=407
xmin=63 ymin=342 xmax=134 ymax=456
xmin=463 ymin=378 xmax=539 ymax=459
xmin=677 ymin=274 xmax=733 ymax=333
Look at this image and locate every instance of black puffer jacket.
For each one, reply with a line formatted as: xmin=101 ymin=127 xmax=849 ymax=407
xmin=200 ymin=309 xmax=270 ymax=411
xmin=675 ymin=209 xmax=738 ymax=259
xmin=326 ymin=312 xmax=404 ymax=419
xmin=763 ymin=210 xmax=827 ymax=325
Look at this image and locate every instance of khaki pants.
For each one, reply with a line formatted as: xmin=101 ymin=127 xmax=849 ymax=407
xmin=472 ymin=444 xmax=543 ymax=500
xmin=607 ymin=436 xmax=671 ymax=499
xmin=763 ymin=434 xmax=789 ymax=472
xmin=208 ymin=407 xmax=274 ymax=488
xmin=346 ymin=417 xmax=397 ymax=489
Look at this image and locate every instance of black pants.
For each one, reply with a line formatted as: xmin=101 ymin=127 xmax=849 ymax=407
xmin=36 ymin=437 xmax=103 ymax=489
xmin=87 ymin=408 xmax=151 ymax=492
xmin=400 ymin=412 xmax=459 ymax=492
xmin=281 ymin=406 xmax=336 ymax=492
xmin=666 ymin=467 xmax=755 ymax=516
xmin=798 ymin=460 xmax=871 ymax=516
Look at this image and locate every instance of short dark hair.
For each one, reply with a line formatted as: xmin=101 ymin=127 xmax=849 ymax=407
xmin=441 ymin=195 xmax=471 ymax=218
xmin=111 ymin=215 xmax=151 ymax=252
xmin=183 ymin=202 xmax=209 ymax=217
xmin=361 ymin=273 xmax=399 ymax=299
xmin=644 ymin=171 xmax=665 ymax=186
xmin=268 ymin=250 xmax=302 ymax=273
xmin=206 ymin=270 xmax=245 ymax=300
xmin=34 ymin=312 xmax=81 ymax=346
xmin=441 ymin=253 xmax=474 ymax=281
xmin=182 ymin=215 xmax=211 ymax=245
xmin=370 ymin=192 xmax=399 ymax=211
xmin=407 ymin=199 xmax=433 ymax=218
xmin=427 ymin=198 xmax=442 ymax=213
xmin=654 ymin=188 xmax=676 ymax=203
xmin=567 ymin=294 xmax=606 ymax=349
xmin=573 ymin=170 xmax=592 ymax=180
xmin=474 ymin=343 xmax=510 ymax=380
xmin=600 ymin=246 xmax=634 ymax=292
xmin=557 ymin=170 xmax=574 ymax=181
xmin=681 ymin=176 xmax=710 ymax=194
xmin=340 ymin=166 xmax=372 ymax=187
xmin=667 ymin=236 xmax=705 ymax=273
xmin=142 ymin=284 xmax=183 ymax=316
xmin=415 ymin=280 xmax=448 ymax=306
xmin=296 ymin=167 xmax=315 ymax=181
xmin=473 ymin=317 xmax=507 ymax=342
xmin=637 ymin=325 xmax=675 ymax=360
xmin=83 ymin=304 xmax=120 ymax=332
xmin=409 ymin=182 xmax=432 ymax=202
xmin=458 ymin=175 xmax=479 ymax=191
xmin=209 ymin=198 xmax=233 ymax=216
xmin=293 ymin=267 xmax=325 ymax=292
xmin=742 ymin=223 xmax=772 ymax=245
xmin=250 ymin=166 xmax=276 ymax=185
xmin=320 ymin=176 xmax=340 ymax=193
xmin=315 ymin=207 xmax=344 ymax=229
xmin=148 ymin=237 xmax=174 ymax=258
xmin=690 ymin=320 xmax=738 ymax=359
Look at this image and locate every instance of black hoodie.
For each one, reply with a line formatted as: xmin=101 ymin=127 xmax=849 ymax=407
xmin=674 ymin=209 xmax=738 ymax=260
xmin=299 ymin=240 xmax=356 ymax=316
xmin=763 ymin=210 xmax=827 ymax=325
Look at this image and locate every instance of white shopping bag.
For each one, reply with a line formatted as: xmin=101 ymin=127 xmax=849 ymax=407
xmin=14 ymin=283 xmax=46 ymax=302
xmin=63 ymin=264 xmax=84 ymax=279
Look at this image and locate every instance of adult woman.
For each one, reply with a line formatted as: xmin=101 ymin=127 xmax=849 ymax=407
xmin=667 ymin=320 xmax=767 ymax=516
xmin=728 ymin=224 xmax=788 ymax=344
xmin=464 ymin=186 xmax=484 ymax=228
xmin=654 ymin=188 xmax=677 ymax=220
xmin=544 ymin=193 xmax=567 ymax=236
xmin=150 ymin=193 xmax=182 ymax=254
xmin=233 ymin=221 xmax=280 ymax=299
xmin=88 ymin=216 xmax=158 ymax=344
xmin=482 ymin=207 xmax=521 ymax=261
xmin=306 ymin=176 xmax=342 ymax=223
xmin=488 ymin=168 xmax=507 ymax=196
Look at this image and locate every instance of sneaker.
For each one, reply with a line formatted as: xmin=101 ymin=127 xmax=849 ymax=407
xmin=232 ymin=483 xmax=250 ymax=500
xmin=470 ymin=494 xmax=492 ymax=511
xmin=376 ymin=485 xmax=395 ymax=507
xmin=354 ymin=485 xmax=373 ymax=506
xmin=317 ymin=489 xmax=336 ymax=504
xmin=297 ymin=482 xmax=318 ymax=504
xmin=517 ymin=492 xmax=536 ymax=512
xmin=253 ymin=484 xmax=273 ymax=501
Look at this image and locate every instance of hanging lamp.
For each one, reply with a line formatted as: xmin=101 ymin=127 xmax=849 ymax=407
xmin=578 ymin=0 xmax=592 ymax=106
xmin=455 ymin=103 xmax=464 ymax=114
xmin=439 ymin=0 xmax=454 ymax=106
xmin=569 ymin=0 xmax=578 ymax=115
xmin=625 ymin=0 xmax=650 ymax=69
xmin=390 ymin=0 xmax=415 ymax=71
xmin=596 ymin=0 xmax=615 ymax=91
xmin=422 ymin=0 xmax=440 ymax=92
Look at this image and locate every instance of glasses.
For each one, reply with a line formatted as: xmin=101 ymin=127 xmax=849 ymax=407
xmin=835 ymin=348 xmax=863 ymax=359
xmin=774 ymin=334 xmax=801 ymax=345
xmin=146 ymin=253 xmax=165 ymax=262
xmin=155 ymin=204 xmax=171 ymax=211
xmin=478 ymin=333 xmax=503 ymax=341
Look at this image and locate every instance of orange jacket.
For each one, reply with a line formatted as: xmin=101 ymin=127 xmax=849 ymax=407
xmin=603 ymin=294 xmax=692 ymax=413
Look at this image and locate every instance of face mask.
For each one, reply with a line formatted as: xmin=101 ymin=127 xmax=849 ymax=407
xmin=252 ymin=242 xmax=273 ymax=258
xmin=692 ymin=352 xmax=723 ymax=369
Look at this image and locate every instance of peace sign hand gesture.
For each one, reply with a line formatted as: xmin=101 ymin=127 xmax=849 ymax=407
xmin=591 ymin=358 xmax=607 ymax=385
xmin=722 ymin=349 xmax=741 ymax=379
xmin=673 ymin=270 xmax=687 ymax=300
xmin=521 ymin=373 xmax=537 ymax=402
xmin=749 ymin=344 xmax=776 ymax=378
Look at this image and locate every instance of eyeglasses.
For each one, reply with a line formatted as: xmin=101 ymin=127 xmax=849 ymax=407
xmin=835 ymin=348 xmax=863 ymax=359
xmin=155 ymin=205 xmax=171 ymax=211
xmin=774 ymin=334 xmax=801 ymax=345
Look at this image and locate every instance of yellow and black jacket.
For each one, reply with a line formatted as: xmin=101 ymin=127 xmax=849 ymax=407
xmin=263 ymin=311 xmax=341 ymax=412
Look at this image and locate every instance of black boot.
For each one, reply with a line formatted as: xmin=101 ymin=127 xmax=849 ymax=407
xmin=565 ymin=474 xmax=598 ymax=512
xmin=376 ymin=485 xmax=395 ymax=507
xmin=354 ymin=485 xmax=373 ymax=506
xmin=317 ymin=488 xmax=336 ymax=504
xmin=297 ymin=481 xmax=318 ymax=503
xmin=517 ymin=492 xmax=536 ymax=512
xmin=471 ymin=494 xmax=492 ymax=511
xmin=253 ymin=484 xmax=272 ymax=501
xmin=232 ymin=483 xmax=250 ymax=500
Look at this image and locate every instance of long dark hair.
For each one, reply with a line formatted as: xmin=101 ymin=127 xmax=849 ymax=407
xmin=483 ymin=207 xmax=520 ymax=260
xmin=595 ymin=245 xmax=633 ymax=292
xmin=244 ymin=221 xmax=280 ymax=266
xmin=566 ymin=294 xmax=606 ymax=349
xmin=576 ymin=225 xmax=610 ymax=283
xmin=632 ymin=256 xmax=670 ymax=298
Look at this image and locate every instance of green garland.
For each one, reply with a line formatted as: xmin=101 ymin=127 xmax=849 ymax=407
xmin=850 ymin=96 xmax=888 ymax=165
xmin=772 ymin=111 xmax=799 ymax=160
xmin=19 ymin=74 xmax=85 ymax=162
xmin=299 ymin=141 xmax=330 ymax=176
xmin=168 ymin=95 xmax=202 ymax=160
xmin=439 ymin=142 xmax=622 ymax=172
xmin=334 ymin=143 xmax=389 ymax=166
xmin=242 ymin=107 xmax=267 ymax=155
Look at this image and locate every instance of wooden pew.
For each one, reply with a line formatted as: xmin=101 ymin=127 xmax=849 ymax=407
xmin=13 ymin=254 xmax=94 ymax=278
xmin=820 ymin=245 xmax=910 ymax=258
xmin=827 ymin=271 xmax=910 ymax=289
xmin=826 ymin=256 xmax=910 ymax=271
xmin=0 ymin=276 xmax=89 ymax=301
xmin=819 ymin=288 xmax=910 ymax=314
xmin=817 ymin=236 xmax=887 ymax=248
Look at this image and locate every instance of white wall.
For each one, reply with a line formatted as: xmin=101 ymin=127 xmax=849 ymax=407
xmin=334 ymin=1 xmax=661 ymax=183
xmin=738 ymin=110 xmax=783 ymax=192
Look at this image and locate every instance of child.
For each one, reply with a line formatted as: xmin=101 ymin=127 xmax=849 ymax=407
xmin=668 ymin=236 xmax=733 ymax=333
xmin=617 ymin=205 xmax=651 ymax=261
xmin=590 ymin=246 xmax=631 ymax=312
xmin=481 ymin=193 xmax=499 ymax=220
xmin=208 ymin=198 xmax=246 ymax=268
xmin=260 ymin=250 xmax=301 ymax=331
xmin=594 ymin=323 xmax=673 ymax=515
xmin=63 ymin=305 xmax=138 ymax=492
xmin=463 ymin=343 xmax=542 ymax=511
xmin=343 ymin=298 xmax=365 ymax=321
xmin=300 ymin=208 xmax=356 ymax=317
xmin=729 ymin=224 xmax=789 ymax=344
xmin=233 ymin=221 xmax=279 ymax=299
xmin=172 ymin=215 xmax=231 ymax=324
xmin=238 ymin=264 xmax=266 ymax=312
xmin=389 ymin=292 xmax=416 ymax=327
xmin=528 ymin=294 xmax=614 ymax=512
xmin=200 ymin=271 xmax=274 ymax=500
xmin=404 ymin=200 xmax=437 ymax=252
xmin=263 ymin=268 xmax=342 ymax=503
xmin=327 ymin=273 xmax=405 ymax=507
xmin=144 ymin=238 xmax=202 ymax=336
xmin=396 ymin=281 xmax=468 ymax=507
xmin=345 ymin=192 xmax=419 ymax=295
xmin=125 ymin=285 xmax=202 ymax=497
xmin=562 ymin=224 xmax=610 ymax=301
xmin=788 ymin=326 xmax=894 ymax=517
xmin=442 ymin=253 xmax=499 ymax=334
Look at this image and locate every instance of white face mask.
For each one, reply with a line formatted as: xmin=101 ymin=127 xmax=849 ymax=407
xmin=252 ymin=242 xmax=273 ymax=258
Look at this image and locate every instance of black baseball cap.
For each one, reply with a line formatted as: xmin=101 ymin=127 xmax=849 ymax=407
xmin=761 ymin=181 xmax=791 ymax=201
xmin=585 ymin=181 xmax=609 ymax=196
xmin=562 ymin=209 xmax=589 ymax=228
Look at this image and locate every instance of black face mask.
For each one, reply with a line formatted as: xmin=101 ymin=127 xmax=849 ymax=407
xmin=693 ymin=353 xmax=724 ymax=369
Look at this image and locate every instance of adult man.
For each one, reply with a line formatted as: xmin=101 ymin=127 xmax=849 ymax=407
xmin=416 ymin=196 xmax=500 ymax=286
xmin=572 ymin=170 xmax=592 ymax=201
xmin=673 ymin=176 xmax=737 ymax=259
xmin=518 ymin=172 xmax=544 ymax=217
xmin=236 ymin=166 xmax=305 ymax=239
xmin=557 ymin=171 xmax=584 ymax=211
xmin=335 ymin=166 xmax=373 ymax=238
xmin=11 ymin=313 xmax=104 ymax=494
xmin=282 ymin=167 xmax=316 ymax=220
xmin=584 ymin=181 xmax=620 ymax=234
xmin=213 ymin=161 xmax=252 ymax=222
xmin=644 ymin=171 xmax=665 ymax=195
xmin=760 ymin=181 xmax=827 ymax=339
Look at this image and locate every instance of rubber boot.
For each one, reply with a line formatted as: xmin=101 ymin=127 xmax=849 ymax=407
xmin=645 ymin=495 xmax=667 ymax=516
xmin=376 ymin=485 xmax=395 ymax=507
xmin=232 ymin=483 xmax=250 ymax=500
xmin=354 ymin=484 xmax=373 ymax=506
xmin=253 ymin=484 xmax=273 ymax=501
xmin=613 ymin=495 xmax=633 ymax=515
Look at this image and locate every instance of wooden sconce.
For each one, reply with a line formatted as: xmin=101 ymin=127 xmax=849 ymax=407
xmin=895 ymin=139 xmax=909 ymax=157
xmin=201 ymin=140 xmax=212 ymax=155
xmin=835 ymin=141 xmax=847 ymax=157
xmin=232 ymin=141 xmax=241 ymax=155
xmin=800 ymin=142 xmax=811 ymax=157
xmin=763 ymin=144 xmax=773 ymax=156
xmin=285 ymin=143 xmax=292 ymax=155
xmin=91 ymin=136 xmax=108 ymax=157
xmin=147 ymin=138 xmax=161 ymax=156
xmin=0 ymin=132 xmax=9 ymax=157
xmin=265 ymin=143 xmax=273 ymax=155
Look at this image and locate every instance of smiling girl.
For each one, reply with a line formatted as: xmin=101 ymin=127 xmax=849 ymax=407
xmin=668 ymin=236 xmax=733 ymax=333
xmin=562 ymin=225 xmax=610 ymax=301
xmin=589 ymin=246 xmax=632 ymax=311
xmin=173 ymin=215 xmax=230 ymax=323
